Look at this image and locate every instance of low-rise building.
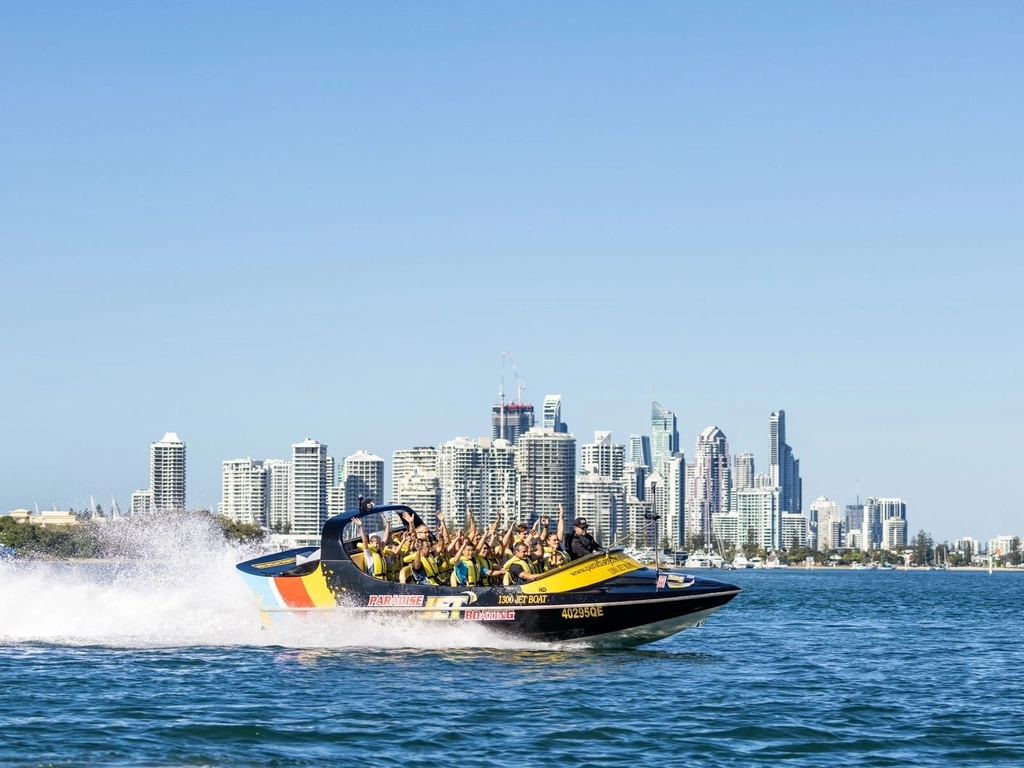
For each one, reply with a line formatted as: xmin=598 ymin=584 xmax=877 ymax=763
xmin=5 ymin=509 xmax=79 ymax=527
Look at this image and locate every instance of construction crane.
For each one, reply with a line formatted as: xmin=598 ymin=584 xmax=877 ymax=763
xmin=505 ymin=349 xmax=526 ymax=404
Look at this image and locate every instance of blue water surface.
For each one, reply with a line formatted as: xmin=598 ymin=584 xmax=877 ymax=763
xmin=2 ymin=566 xmax=1022 ymax=767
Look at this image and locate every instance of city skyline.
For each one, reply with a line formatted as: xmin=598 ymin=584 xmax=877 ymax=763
xmin=14 ymin=394 xmax=1007 ymax=547
xmin=2 ymin=5 xmax=1021 ymax=543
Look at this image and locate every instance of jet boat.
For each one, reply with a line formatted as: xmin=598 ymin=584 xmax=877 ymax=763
xmin=236 ymin=504 xmax=741 ymax=647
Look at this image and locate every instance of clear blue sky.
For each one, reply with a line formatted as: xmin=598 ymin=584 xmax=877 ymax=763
xmin=1 ymin=3 xmax=1021 ymax=542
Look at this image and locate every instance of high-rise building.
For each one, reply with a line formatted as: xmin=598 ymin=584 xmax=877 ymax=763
xmin=575 ymin=470 xmax=625 ymax=545
xmin=542 ymin=395 xmax=567 ymax=433
xmin=515 ymin=427 xmax=576 ymax=523
xmin=845 ymin=503 xmax=864 ymax=535
xmin=392 ymin=447 xmax=438 ymax=500
xmin=782 ymin=513 xmax=809 ymax=549
xmin=692 ymin=427 xmax=731 ymax=546
xmin=651 ymin=402 xmax=679 ymax=473
xmin=882 ymin=517 xmax=908 ymax=550
xmin=491 ymin=403 xmax=535 ymax=444
xmin=581 ymin=431 xmax=625 ymax=481
xmin=394 ymin=468 xmax=441 ymax=517
xmin=622 ymin=462 xmax=646 ymax=501
xmin=438 ymin=437 xmax=483 ymax=529
xmin=624 ymin=495 xmax=656 ymax=548
xmin=343 ymin=450 xmax=385 ymax=512
xmin=769 ymin=411 xmax=802 ymax=515
xmin=263 ymin=459 xmax=292 ymax=532
xmin=810 ymin=496 xmax=842 ymax=550
xmin=291 ymin=438 xmax=329 ymax=540
xmin=437 ymin=437 xmax=517 ymax=528
xmin=660 ymin=454 xmax=686 ymax=548
xmin=220 ymin=458 xmax=268 ymax=526
xmin=628 ymin=434 xmax=652 ymax=468
xmin=734 ymin=486 xmax=782 ymax=551
xmin=480 ymin=437 xmax=517 ymax=522
xmin=130 ymin=489 xmax=153 ymax=516
xmin=150 ymin=432 xmax=186 ymax=512
xmin=733 ymin=452 xmax=755 ymax=492
xmin=862 ymin=497 xmax=906 ymax=551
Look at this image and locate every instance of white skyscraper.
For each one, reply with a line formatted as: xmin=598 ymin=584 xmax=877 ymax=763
xmin=343 ymin=450 xmax=385 ymax=512
xmin=150 ymin=432 xmax=186 ymax=512
xmin=809 ymin=496 xmax=841 ymax=550
xmin=481 ymin=438 xmax=517 ymax=521
xmin=782 ymin=513 xmax=809 ymax=549
xmin=220 ymin=458 xmax=268 ymax=526
xmin=651 ymin=402 xmax=679 ymax=474
xmin=628 ymin=435 xmax=652 ymax=468
xmin=439 ymin=437 xmax=485 ymax=529
xmin=130 ymin=489 xmax=153 ymax=516
xmin=392 ymin=447 xmax=438 ymax=500
xmin=735 ymin=486 xmax=782 ymax=551
xmin=581 ymin=431 xmax=625 ymax=481
xmin=863 ymin=497 xmax=906 ymax=551
xmin=264 ymin=459 xmax=292 ymax=532
xmin=692 ymin=427 xmax=730 ymax=547
xmin=542 ymin=394 xmax=567 ymax=433
xmin=438 ymin=436 xmax=519 ymax=529
xmin=292 ymin=438 xmax=329 ymax=540
xmin=733 ymin=452 xmax=755 ymax=492
xmin=660 ymin=454 xmax=686 ymax=548
xmin=575 ymin=470 xmax=625 ymax=545
xmin=515 ymin=427 xmax=576 ymax=522
xmin=394 ymin=468 xmax=441 ymax=517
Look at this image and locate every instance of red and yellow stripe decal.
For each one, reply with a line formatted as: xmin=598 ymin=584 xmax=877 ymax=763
xmin=271 ymin=564 xmax=337 ymax=609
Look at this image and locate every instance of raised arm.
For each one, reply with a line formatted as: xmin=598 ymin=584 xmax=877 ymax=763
xmin=557 ymin=504 xmax=566 ymax=542
xmin=353 ymin=518 xmax=369 ymax=550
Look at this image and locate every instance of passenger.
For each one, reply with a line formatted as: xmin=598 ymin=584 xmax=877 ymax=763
xmin=567 ymin=518 xmax=603 ymax=560
xmin=353 ymin=518 xmax=386 ymax=579
xmin=451 ymin=541 xmax=503 ymax=587
xmin=504 ymin=542 xmax=542 ymax=585
xmin=432 ymin=538 xmax=453 ymax=585
xmin=543 ymin=531 xmax=561 ymax=557
xmin=406 ymin=539 xmax=442 ymax=585
xmin=548 ymin=549 xmax=566 ymax=570
xmin=530 ymin=542 xmax=547 ymax=572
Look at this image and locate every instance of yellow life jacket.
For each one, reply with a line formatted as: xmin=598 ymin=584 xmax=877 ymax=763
xmin=475 ymin=554 xmax=495 ymax=578
xmin=402 ymin=551 xmax=441 ymax=585
xmin=363 ymin=546 xmax=385 ymax=579
xmin=503 ymin=555 xmax=535 ymax=586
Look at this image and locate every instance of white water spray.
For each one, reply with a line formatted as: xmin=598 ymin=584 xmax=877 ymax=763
xmin=0 ymin=515 xmax=548 ymax=651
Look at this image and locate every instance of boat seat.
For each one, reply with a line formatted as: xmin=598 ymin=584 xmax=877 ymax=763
xmin=398 ymin=566 xmax=413 ymax=584
xmin=350 ymin=552 xmax=366 ymax=572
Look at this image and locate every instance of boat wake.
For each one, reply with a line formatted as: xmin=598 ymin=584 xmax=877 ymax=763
xmin=0 ymin=515 xmax=551 ymax=651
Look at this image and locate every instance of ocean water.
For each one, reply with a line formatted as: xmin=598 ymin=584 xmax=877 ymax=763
xmin=2 ymin=529 xmax=1022 ymax=767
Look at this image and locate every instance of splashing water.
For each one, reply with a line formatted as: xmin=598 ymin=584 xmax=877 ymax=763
xmin=0 ymin=515 xmax=551 ymax=651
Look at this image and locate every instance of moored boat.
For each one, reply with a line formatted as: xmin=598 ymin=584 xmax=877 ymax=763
xmin=236 ymin=504 xmax=741 ymax=647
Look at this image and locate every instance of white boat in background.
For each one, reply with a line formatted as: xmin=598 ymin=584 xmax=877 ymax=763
xmin=750 ymin=556 xmax=765 ymax=569
xmin=732 ymin=554 xmax=754 ymax=569
xmin=764 ymin=553 xmax=788 ymax=569
xmin=684 ymin=551 xmax=725 ymax=569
